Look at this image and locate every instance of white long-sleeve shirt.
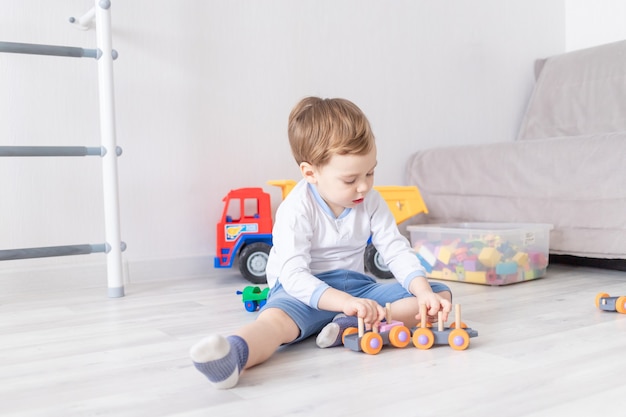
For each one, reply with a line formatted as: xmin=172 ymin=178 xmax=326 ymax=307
xmin=265 ymin=179 xmax=426 ymax=309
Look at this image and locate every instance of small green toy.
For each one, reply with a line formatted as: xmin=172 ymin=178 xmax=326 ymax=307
xmin=237 ymin=286 xmax=269 ymax=312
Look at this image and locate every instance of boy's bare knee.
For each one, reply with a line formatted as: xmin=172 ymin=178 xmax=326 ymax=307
xmin=257 ymin=308 xmax=300 ymax=343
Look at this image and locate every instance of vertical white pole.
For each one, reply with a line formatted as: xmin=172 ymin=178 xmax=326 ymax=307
xmin=95 ymin=0 xmax=124 ymax=297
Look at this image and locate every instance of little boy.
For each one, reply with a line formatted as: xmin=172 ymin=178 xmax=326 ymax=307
xmin=190 ymin=97 xmax=452 ymax=389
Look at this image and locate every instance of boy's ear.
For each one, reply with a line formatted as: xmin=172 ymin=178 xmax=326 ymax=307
xmin=300 ymin=162 xmax=317 ymax=184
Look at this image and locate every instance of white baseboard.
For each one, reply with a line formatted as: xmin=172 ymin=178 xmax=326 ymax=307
xmin=0 ymin=255 xmax=215 ymax=287
xmin=127 ymin=255 xmax=215 ymax=282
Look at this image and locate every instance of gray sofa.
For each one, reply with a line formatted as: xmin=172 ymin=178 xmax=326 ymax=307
xmin=406 ymin=40 xmax=626 ymax=260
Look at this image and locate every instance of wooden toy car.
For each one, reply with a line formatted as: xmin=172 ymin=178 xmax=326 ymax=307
xmin=342 ymin=303 xmax=412 ymax=355
xmin=595 ymin=292 xmax=626 ymax=313
xmin=342 ymin=303 xmax=478 ymax=354
xmin=412 ymin=304 xmax=478 ymax=351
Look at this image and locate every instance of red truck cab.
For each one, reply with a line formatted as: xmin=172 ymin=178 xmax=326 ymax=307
xmin=214 ymin=187 xmax=273 ymax=283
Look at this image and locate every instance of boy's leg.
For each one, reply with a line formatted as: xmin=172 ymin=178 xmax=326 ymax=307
xmin=385 ymin=282 xmax=452 ymax=327
xmin=190 ymin=308 xmax=299 ymax=389
xmin=389 ymin=289 xmax=451 ymax=327
xmin=332 ymin=270 xmax=452 ymax=329
xmin=314 ymin=270 xmax=371 ymax=348
xmin=316 ymin=314 xmax=358 ymax=348
xmin=190 ymin=334 xmax=248 ymax=389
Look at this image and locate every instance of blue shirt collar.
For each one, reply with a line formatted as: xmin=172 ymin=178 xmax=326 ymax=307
xmin=307 ymin=183 xmax=352 ymax=219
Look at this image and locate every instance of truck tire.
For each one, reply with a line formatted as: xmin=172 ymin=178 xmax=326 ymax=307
xmin=364 ymin=243 xmax=394 ymax=279
xmin=238 ymin=242 xmax=271 ymax=284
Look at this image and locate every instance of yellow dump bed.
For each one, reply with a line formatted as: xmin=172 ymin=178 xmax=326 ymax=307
xmin=373 ymin=185 xmax=428 ymax=224
xmin=268 ymin=180 xmax=428 ymax=224
xmin=266 ymin=179 xmax=297 ymax=200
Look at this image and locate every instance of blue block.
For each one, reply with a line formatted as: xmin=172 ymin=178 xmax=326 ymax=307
xmin=495 ymin=261 xmax=518 ymax=275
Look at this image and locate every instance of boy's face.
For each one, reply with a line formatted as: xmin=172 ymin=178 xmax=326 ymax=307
xmin=302 ymin=147 xmax=377 ymax=217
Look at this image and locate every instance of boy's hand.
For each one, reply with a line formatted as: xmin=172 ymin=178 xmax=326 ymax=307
xmin=409 ymin=277 xmax=452 ymax=323
xmin=316 ymin=287 xmax=385 ymax=328
xmin=343 ymin=297 xmax=386 ymax=329
xmin=414 ymin=291 xmax=452 ymax=323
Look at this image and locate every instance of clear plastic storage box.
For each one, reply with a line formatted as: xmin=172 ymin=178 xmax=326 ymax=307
xmin=407 ymin=223 xmax=553 ymax=286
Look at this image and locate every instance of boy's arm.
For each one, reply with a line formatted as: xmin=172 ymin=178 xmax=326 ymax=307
xmin=267 ymin=192 xmax=330 ymax=307
xmin=367 ymin=190 xmax=427 ymax=285
xmin=317 ymin=287 xmax=386 ymax=327
xmin=365 ymin=192 xmax=451 ymax=320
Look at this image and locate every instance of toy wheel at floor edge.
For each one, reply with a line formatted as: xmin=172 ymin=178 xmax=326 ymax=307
xmin=595 ymin=292 xmax=626 ymax=314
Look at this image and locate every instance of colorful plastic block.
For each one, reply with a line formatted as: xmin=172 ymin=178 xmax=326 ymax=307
xmin=513 ymin=251 xmax=529 ymax=266
xmin=436 ymin=245 xmax=453 ymax=265
xmin=463 ymin=259 xmax=478 ymax=272
xmin=495 ymin=261 xmax=518 ymax=275
xmin=478 ymin=247 xmax=502 ymax=268
xmin=464 ymin=271 xmax=487 ymax=284
xmin=418 ymin=245 xmax=437 ymax=267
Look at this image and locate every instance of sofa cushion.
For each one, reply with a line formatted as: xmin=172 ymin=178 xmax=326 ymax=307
xmin=517 ymin=40 xmax=626 ymax=140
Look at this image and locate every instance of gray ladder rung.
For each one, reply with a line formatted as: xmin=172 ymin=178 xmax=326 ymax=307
xmin=0 ymin=242 xmax=126 ymax=261
xmin=0 ymin=41 xmax=98 ymax=58
xmin=0 ymin=244 xmax=107 ymax=261
xmin=0 ymin=146 xmax=103 ymax=157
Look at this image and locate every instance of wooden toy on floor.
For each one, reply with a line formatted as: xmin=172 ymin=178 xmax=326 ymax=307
xmin=412 ymin=304 xmax=478 ymax=350
xmin=342 ymin=303 xmax=479 ymax=354
xmin=595 ymin=292 xmax=626 ymax=313
xmin=342 ymin=303 xmax=412 ymax=355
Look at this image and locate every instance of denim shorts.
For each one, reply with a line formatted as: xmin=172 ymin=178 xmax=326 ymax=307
xmin=259 ymin=269 xmax=451 ymax=343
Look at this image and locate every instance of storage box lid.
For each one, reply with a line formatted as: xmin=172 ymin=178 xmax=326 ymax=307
xmin=407 ymin=222 xmax=554 ymax=233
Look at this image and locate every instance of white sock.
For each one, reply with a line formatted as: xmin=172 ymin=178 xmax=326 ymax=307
xmin=190 ymin=334 xmax=248 ymax=389
xmin=316 ymin=315 xmax=358 ymax=348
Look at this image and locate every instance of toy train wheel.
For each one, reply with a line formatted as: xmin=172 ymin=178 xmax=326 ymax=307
xmin=412 ymin=327 xmax=434 ymax=350
xmin=595 ymin=292 xmax=610 ymax=308
xmin=617 ymin=296 xmax=626 ymax=314
xmin=448 ymin=328 xmax=470 ymax=350
xmin=238 ymin=242 xmax=271 ymax=284
xmin=342 ymin=327 xmax=359 ymax=344
xmin=361 ymin=332 xmax=383 ymax=355
xmin=389 ymin=325 xmax=411 ymax=348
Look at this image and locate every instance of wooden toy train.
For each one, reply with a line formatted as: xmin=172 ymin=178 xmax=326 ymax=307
xmin=343 ymin=303 xmax=478 ymax=355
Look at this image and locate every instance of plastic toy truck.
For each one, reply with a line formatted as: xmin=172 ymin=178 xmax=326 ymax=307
xmin=214 ymin=180 xmax=428 ymax=284
xmin=214 ymin=187 xmax=274 ymax=284
xmin=595 ymin=292 xmax=626 ymax=313
xmin=237 ymin=286 xmax=270 ymax=312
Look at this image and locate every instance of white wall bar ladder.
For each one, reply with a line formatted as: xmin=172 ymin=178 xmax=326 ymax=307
xmin=0 ymin=1 xmax=125 ymax=298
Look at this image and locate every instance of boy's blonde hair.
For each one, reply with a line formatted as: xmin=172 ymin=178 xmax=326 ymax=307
xmin=288 ymin=97 xmax=375 ymax=167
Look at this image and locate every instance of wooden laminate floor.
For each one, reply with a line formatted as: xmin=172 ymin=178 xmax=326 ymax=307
xmin=2 ymin=262 xmax=626 ymax=416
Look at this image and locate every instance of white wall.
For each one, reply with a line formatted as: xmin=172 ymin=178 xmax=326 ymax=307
xmin=0 ymin=1 xmax=567 ymax=280
xmin=565 ymin=0 xmax=626 ymax=51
